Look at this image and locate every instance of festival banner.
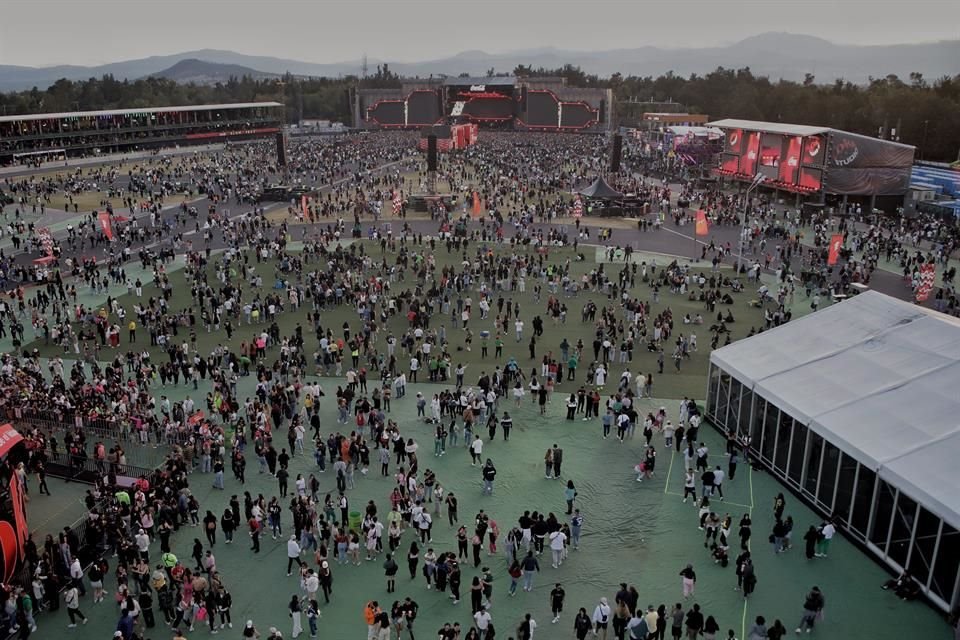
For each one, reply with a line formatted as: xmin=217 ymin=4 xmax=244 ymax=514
xmin=827 ymin=233 xmax=844 ymax=266
xmin=301 ymin=195 xmax=309 ymax=219
xmin=916 ymin=263 xmax=936 ymax=302
xmin=472 ymin=192 xmax=482 ymax=217
xmin=98 ymin=211 xmax=114 ymax=240
xmin=695 ymin=210 xmax=709 ymax=236
xmin=37 ymin=227 xmax=55 ymax=257
xmin=392 ymin=191 xmax=402 ymax=215
xmin=573 ymin=195 xmax=583 ymax=218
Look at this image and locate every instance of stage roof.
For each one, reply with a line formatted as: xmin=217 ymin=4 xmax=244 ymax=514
xmin=443 ymin=77 xmax=516 ymax=86
xmin=578 ymin=177 xmax=623 ymax=199
xmin=0 ymin=102 xmax=284 ymax=124
xmin=711 ymin=291 xmax=960 ymax=529
xmin=708 ymin=118 xmax=830 ymax=137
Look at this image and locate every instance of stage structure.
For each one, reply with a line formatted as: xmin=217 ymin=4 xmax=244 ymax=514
xmin=417 ymin=124 xmax=478 ymax=152
xmin=711 ymin=119 xmax=915 ymax=209
xmin=357 ymin=77 xmax=611 ymax=133
xmin=0 ymin=102 xmax=284 ymax=166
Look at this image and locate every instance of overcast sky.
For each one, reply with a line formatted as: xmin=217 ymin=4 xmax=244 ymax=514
xmin=2 ymin=0 xmax=958 ymax=67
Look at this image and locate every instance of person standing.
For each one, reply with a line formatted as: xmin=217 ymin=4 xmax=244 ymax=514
xmin=564 ymin=481 xmax=577 ymax=515
xmin=803 ymin=526 xmax=819 ymax=560
xmin=481 ymin=460 xmax=497 ymax=495
xmin=816 ymin=520 xmax=836 ymax=558
xmin=289 ymin=595 xmax=303 ymax=639
xmin=287 ymin=535 xmax=304 ymax=575
xmin=550 ymin=583 xmax=565 ymax=624
xmin=796 ymin=586 xmax=825 ymax=634
xmin=383 ymin=554 xmax=398 ymax=593
xmin=552 ymin=445 xmax=563 ymax=477
xmin=548 ymin=529 xmax=566 ymax=569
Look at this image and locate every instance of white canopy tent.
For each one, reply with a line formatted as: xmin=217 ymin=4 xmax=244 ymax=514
xmin=711 ymin=290 xmax=960 ymax=530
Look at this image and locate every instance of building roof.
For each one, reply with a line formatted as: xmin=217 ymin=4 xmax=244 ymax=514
xmin=0 ymin=102 xmax=284 ymax=124
xmin=442 ymin=77 xmax=516 ymax=86
xmin=711 ymin=290 xmax=960 ymax=528
xmin=708 ymin=118 xmax=831 ymax=137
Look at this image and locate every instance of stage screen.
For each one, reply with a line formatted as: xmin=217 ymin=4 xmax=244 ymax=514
xmin=724 ymin=129 xmax=743 ymax=154
xmin=799 ymin=167 xmax=823 ymax=191
xmin=461 ymin=96 xmax=514 ymax=121
xmin=739 ymin=131 xmax=761 ymax=176
xmin=720 ymin=153 xmax=740 ymax=174
xmin=525 ymin=91 xmax=559 ymax=127
xmin=367 ymin=100 xmax=405 ymax=126
xmin=778 ymin=136 xmax=803 ymax=185
xmin=406 ymin=90 xmax=442 ymax=126
xmin=802 ymin=135 xmax=825 ymax=167
xmin=758 ymin=133 xmax=782 ymax=180
xmin=560 ymin=103 xmax=598 ymax=129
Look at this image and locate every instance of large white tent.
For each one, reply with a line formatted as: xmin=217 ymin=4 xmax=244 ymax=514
xmin=707 ymin=290 xmax=960 ymax=610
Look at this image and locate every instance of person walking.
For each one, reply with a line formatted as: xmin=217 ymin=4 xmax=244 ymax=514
xmin=481 ymin=459 xmax=497 ymax=495
xmin=550 ymin=583 xmax=566 ymax=624
xmin=574 ymin=607 xmax=592 ymax=640
xmin=520 ymin=551 xmax=539 ymax=592
xmin=64 ymin=584 xmax=87 ymax=628
xmin=815 ymin=520 xmax=835 ymax=558
xmin=796 ymin=586 xmax=825 ymax=634
xmin=592 ymin=598 xmax=611 ymax=640
xmin=383 ymin=554 xmax=398 ymax=593
xmin=287 ymin=535 xmax=304 ymax=575
xmin=679 ymin=564 xmax=696 ymax=599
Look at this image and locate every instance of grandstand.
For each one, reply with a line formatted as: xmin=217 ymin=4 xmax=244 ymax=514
xmin=0 ymin=102 xmax=284 ymax=166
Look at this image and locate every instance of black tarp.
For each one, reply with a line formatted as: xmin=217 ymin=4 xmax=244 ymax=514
xmin=579 ymin=177 xmax=623 ymax=200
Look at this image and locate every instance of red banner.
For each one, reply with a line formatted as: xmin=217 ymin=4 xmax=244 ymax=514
xmin=0 ymin=424 xmax=22 ymax=457
xmin=695 ymin=210 xmax=709 ymax=236
xmin=472 ymin=192 xmax=482 ymax=217
xmin=301 ymin=195 xmax=309 ymax=219
xmin=916 ymin=263 xmax=936 ymax=302
xmin=0 ymin=454 xmax=28 ymax=583
xmin=98 ymin=211 xmax=114 ymax=240
xmin=827 ymin=233 xmax=844 ymax=266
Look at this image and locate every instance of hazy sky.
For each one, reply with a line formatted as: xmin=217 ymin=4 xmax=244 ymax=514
xmin=2 ymin=0 xmax=958 ymax=67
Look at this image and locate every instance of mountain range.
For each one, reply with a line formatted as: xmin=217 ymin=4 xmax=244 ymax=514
xmin=1 ymin=33 xmax=958 ymax=91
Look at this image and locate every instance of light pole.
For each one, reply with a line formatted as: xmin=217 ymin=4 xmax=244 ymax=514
xmin=736 ymin=173 xmax=765 ymax=273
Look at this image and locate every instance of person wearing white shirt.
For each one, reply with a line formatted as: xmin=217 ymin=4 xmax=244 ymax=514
xmin=549 ymin=530 xmax=567 ymax=569
xmin=474 ymin=608 xmax=492 ymax=636
xmin=469 ymin=436 xmax=484 ymax=465
xmin=287 ymin=535 xmax=304 ymax=575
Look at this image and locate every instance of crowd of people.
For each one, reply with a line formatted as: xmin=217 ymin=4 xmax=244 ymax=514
xmin=0 ymin=130 xmax=949 ymax=640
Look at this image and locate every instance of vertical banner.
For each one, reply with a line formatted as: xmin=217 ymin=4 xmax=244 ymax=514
xmin=301 ymin=195 xmax=309 ymax=219
xmin=472 ymin=192 xmax=482 ymax=217
xmin=98 ymin=211 xmax=114 ymax=240
xmin=916 ymin=263 xmax=936 ymax=302
xmin=695 ymin=210 xmax=709 ymax=236
xmin=827 ymin=233 xmax=844 ymax=266
xmin=573 ymin=195 xmax=583 ymax=218
xmin=392 ymin=191 xmax=402 ymax=215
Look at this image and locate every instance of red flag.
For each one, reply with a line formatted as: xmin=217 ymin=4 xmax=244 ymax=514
xmin=98 ymin=211 xmax=113 ymax=241
xmin=827 ymin=233 xmax=843 ymax=266
xmin=916 ymin=263 xmax=936 ymax=302
xmin=695 ymin=210 xmax=709 ymax=236
xmin=472 ymin=192 xmax=482 ymax=217
xmin=301 ymin=195 xmax=309 ymax=219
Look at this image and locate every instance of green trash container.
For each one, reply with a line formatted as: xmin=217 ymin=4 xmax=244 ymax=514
xmin=349 ymin=511 xmax=363 ymax=531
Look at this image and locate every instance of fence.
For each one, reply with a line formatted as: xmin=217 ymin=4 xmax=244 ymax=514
xmin=10 ymin=413 xmax=172 ymax=469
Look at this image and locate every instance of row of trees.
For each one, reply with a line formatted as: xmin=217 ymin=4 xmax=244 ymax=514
xmin=1 ymin=66 xmax=958 ymax=161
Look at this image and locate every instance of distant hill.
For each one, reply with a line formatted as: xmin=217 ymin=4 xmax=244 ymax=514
xmin=150 ymin=59 xmax=279 ymax=84
xmin=1 ymin=33 xmax=958 ymax=91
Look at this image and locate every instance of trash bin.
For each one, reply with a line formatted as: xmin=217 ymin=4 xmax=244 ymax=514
xmin=349 ymin=511 xmax=363 ymax=531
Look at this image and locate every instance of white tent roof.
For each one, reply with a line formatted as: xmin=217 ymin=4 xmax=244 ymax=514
xmin=711 ymin=291 xmax=960 ymax=528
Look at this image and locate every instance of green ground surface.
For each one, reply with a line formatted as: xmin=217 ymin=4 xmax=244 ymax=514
xmin=24 ymin=241 xmax=774 ymax=401
xmin=27 ymin=384 xmax=951 ymax=640
xmin=17 ymin=241 xmax=951 ymax=640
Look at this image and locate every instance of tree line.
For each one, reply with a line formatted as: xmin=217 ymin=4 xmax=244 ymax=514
xmin=1 ymin=65 xmax=957 ymax=162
